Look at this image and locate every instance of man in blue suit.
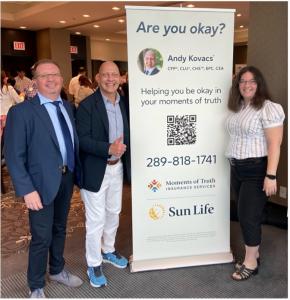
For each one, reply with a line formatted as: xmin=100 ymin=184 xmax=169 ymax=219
xmin=143 ymin=49 xmax=160 ymax=75
xmin=76 ymin=61 xmax=130 ymax=288
xmin=4 ymin=59 xmax=83 ymax=298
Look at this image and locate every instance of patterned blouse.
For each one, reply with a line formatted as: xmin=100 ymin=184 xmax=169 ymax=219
xmin=225 ymin=100 xmax=285 ymax=159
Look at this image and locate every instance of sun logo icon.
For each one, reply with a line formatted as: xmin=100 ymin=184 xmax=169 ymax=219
xmin=148 ymin=179 xmax=161 ymax=192
xmin=149 ymin=204 xmax=165 ymax=220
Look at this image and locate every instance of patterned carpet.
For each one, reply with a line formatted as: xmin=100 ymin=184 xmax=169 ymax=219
xmin=1 ymin=166 xmax=86 ymax=259
xmin=1 ymin=165 xmax=287 ymax=298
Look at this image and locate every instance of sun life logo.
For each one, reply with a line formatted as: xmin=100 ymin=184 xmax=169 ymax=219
xmin=148 ymin=179 xmax=161 ymax=192
xmin=149 ymin=204 xmax=165 ymax=220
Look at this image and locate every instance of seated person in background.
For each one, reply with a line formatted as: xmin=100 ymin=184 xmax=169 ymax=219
xmin=74 ymin=75 xmax=94 ymax=108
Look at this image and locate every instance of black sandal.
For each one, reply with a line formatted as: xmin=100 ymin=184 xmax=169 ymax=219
xmin=235 ymin=257 xmax=260 ymax=270
xmin=232 ymin=264 xmax=258 ymax=281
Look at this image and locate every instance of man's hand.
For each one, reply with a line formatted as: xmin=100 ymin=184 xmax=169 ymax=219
xmin=24 ymin=191 xmax=43 ymax=210
xmin=109 ymin=136 xmax=127 ymax=158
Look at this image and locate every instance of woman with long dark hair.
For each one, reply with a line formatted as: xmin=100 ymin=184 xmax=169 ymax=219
xmin=226 ymin=66 xmax=285 ymax=280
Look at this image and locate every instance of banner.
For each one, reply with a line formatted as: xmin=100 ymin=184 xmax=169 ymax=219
xmin=126 ymin=6 xmax=234 ymax=272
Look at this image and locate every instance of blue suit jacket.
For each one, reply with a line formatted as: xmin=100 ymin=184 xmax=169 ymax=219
xmin=4 ymin=95 xmax=81 ymax=205
xmin=145 ymin=67 xmax=159 ymax=75
xmin=76 ymin=89 xmax=131 ymax=192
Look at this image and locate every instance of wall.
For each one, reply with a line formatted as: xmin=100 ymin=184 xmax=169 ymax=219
xmin=247 ymin=2 xmax=288 ymax=206
xmin=90 ymin=39 xmax=127 ymax=61
xmin=36 ymin=29 xmax=51 ymax=60
xmin=36 ymin=29 xmax=71 ymax=86
xmin=49 ymin=29 xmax=71 ymax=88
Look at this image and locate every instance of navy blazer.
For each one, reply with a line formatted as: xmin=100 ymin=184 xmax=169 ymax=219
xmin=4 ymin=95 xmax=81 ymax=205
xmin=76 ymin=89 xmax=131 ymax=192
xmin=145 ymin=67 xmax=159 ymax=75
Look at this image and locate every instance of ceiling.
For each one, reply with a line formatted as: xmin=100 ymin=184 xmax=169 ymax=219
xmin=1 ymin=1 xmax=249 ymax=43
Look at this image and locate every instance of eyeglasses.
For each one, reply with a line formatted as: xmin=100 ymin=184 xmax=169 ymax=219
xmin=239 ymin=79 xmax=257 ymax=85
xmin=36 ymin=73 xmax=62 ymax=79
xmin=99 ymin=73 xmax=119 ymax=79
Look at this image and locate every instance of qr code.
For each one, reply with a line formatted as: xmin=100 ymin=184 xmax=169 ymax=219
xmin=167 ymin=115 xmax=197 ymax=145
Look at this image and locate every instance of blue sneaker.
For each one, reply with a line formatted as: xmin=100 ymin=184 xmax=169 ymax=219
xmin=102 ymin=251 xmax=128 ymax=269
xmin=87 ymin=266 xmax=107 ymax=287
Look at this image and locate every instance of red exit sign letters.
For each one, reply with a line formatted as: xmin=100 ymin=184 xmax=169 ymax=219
xmin=70 ymin=46 xmax=78 ymax=54
xmin=13 ymin=41 xmax=25 ymax=51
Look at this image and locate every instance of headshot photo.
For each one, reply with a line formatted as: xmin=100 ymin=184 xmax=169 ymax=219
xmin=138 ymin=48 xmax=163 ymax=76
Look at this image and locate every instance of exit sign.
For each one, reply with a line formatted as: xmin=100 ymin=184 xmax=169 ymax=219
xmin=70 ymin=46 xmax=78 ymax=54
xmin=13 ymin=41 xmax=25 ymax=51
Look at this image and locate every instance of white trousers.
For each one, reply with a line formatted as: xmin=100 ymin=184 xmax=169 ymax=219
xmin=81 ymin=161 xmax=123 ymax=267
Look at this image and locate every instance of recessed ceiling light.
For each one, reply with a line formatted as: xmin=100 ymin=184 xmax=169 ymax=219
xmin=118 ymin=19 xmax=125 ymax=23
xmin=59 ymin=20 xmax=66 ymax=24
xmin=186 ymin=4 xmax=195 ymax=8
xmin=93 ymin=25 xmax=100 ymax=28
xmin=83 ymin=14 xmax=90 ymax=18
xmin=105 ymin=38 xmax=111 ymax=41
xmin=239 ymin=25 xmax=244 ymax=28
xmin=112 ymin=6 xmax=120 ymax=11
xmin=19 ymin=26 xmax=27 ymax=29
xmin=237 ymin=13 xmax=242 ymax=17
xmin=75 ymin=32 xmax=81 ymax=35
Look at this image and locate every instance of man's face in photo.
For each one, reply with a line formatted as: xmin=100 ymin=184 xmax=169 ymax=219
xmin=144 ymin=51 xmax=156 ymax=69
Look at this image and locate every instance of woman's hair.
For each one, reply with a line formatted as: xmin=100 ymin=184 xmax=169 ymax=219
xmin=79 ymin=75 xmax=92 ymax=88
xmin=1 ymin=70 xmax=8 ymax=90
xmin=1 ymin=70 xmax=7 ymax=87
xmin=228 ymin=66 xmax=271 ymax=112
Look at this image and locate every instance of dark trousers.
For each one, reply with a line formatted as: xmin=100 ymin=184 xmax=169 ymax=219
xmin=230 ymin=157 xmax=268 ymax=246
xmin=28 ymin=171 xmax=74 ymax=291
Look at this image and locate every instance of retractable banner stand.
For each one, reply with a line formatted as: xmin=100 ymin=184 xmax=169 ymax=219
xmin=126 ymin=6 xmax=235 ymax=272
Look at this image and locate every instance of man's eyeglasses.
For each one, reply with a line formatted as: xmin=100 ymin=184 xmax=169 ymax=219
xmin=36 ymin=73 xmax=62 ymax=79
xmin=99 ymin=73 xmax=119 ymax=79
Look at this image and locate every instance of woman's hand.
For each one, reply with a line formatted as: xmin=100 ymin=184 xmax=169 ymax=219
xmin=263 ymin=177 xmax=277 ymax=197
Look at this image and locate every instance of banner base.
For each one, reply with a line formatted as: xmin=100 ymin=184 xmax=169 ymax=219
xmin=130 ymin=252 xmax=234 ymax=272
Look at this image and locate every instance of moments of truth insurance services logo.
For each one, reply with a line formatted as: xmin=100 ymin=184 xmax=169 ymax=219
xmin=148 ymin=179 xmax=161 ymax=192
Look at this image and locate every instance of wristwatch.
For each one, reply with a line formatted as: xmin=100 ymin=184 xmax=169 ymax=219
xmin=266 ymin=174 xmax=277 ymax=180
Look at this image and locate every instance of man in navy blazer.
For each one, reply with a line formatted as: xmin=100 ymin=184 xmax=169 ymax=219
xmin=76 ymin=61 xmax=130 ymax=288
xmin=4 ymin=59 xmax=83 ymax=298
xmin=143 ymin=49 xmax=160 ymax=75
